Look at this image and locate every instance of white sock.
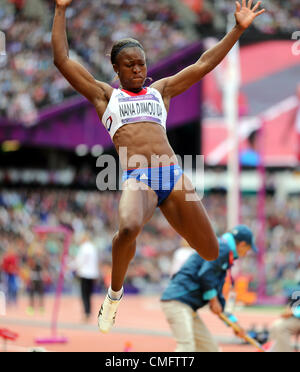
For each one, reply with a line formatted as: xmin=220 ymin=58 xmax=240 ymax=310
xmin=108 ymin=287 xmax=123 ymax=300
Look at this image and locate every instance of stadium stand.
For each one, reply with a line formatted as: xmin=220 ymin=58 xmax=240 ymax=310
xmin=0 ymin=0 xmax=193 ymax=124
xmin=184 ymin=0 xmax=300 ymax=35
xmin=0 ymin=189 xmax=299 ymax=297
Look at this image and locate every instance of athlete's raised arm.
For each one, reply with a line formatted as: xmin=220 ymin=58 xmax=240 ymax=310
xmin=154 ymin=0 xmax=265 ymax=99
xmin=52 ymin=0 xmax=112 ymax=106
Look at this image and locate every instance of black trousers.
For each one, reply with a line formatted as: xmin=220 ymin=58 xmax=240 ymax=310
xmin=80 ymin=278 xmax=94 ymax=316
xmin=29 ymin=280 xmax=44 ymax=308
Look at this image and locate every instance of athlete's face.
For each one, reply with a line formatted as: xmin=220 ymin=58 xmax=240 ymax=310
xmin=114 ymin=47 xmax=147 ymax=92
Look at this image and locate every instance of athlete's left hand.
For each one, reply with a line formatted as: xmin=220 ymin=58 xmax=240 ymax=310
xmin=235 ymin=0 xmax=265 ymax=30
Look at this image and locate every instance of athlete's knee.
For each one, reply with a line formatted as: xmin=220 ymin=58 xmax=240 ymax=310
xmin=201 ymin=251 xmax=218 ymax=262
xmin=119 ymin=222 xmax=142 ymax=241
xmin=193 ymin=236 xmax=219 ymax=261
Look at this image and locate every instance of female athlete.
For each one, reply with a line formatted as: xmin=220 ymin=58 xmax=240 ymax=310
xmin=52 ymin=0 xmax=265 ymax=333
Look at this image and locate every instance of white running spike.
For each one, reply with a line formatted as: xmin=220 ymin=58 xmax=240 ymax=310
xmin=98 ymin=294 xmax=123 ymax=333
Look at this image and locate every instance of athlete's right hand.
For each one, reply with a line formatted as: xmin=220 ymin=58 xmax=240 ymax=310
xmin=55 ymin=0 xmax=73 ymax=7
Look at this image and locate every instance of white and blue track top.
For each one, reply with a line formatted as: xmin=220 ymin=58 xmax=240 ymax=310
xmin=101 ymin=87 xmax=167 ymax=139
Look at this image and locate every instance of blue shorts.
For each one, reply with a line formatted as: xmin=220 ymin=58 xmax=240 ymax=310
xmin=122 ymin=164 xmax=183 ymax=206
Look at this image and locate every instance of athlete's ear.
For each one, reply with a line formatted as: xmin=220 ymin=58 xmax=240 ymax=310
xmin=113 ymin=64 xmax=119 ymax=75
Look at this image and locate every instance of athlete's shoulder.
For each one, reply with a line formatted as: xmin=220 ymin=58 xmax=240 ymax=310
xmin=150 ymin=78 xmax=172 ymax=111
xmin=150 ymin=78 xmax=168 ymax=96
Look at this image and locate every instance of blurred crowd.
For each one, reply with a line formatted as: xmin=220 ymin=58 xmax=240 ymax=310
xmin=206 ymin=193 xmax=300 ymax=297
xmin=198 ymin=0 xmax=300 ymax=35
xmin=1 ymin=0 xmax=299 ymax=126
xmin=0 ymin=0 xmax=190 ymax=125
xmin=0 ymin=188 xmax=180 ymax=301
xmin=0 ymin=188 xmax=299 ymax=302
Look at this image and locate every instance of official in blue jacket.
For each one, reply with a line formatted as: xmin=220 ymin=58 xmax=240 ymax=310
xmin=160 ymin=225 xmax=258 ymax=352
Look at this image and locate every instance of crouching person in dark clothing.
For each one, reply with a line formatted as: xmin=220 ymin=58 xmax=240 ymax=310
xmin=161 ymin=225 xmax=258 ymax=352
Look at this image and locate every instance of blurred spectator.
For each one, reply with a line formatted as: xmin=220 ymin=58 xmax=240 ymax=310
xmin=9 ymin=0 xmax=26 ymax=16
xmin=26 ymin=244 xmax=48 ymax=315
xmin=170 ymin=238 xmax=194 ymax=276
xmin=70 ymin=232 xmax=100 ymax=322
xmin=269 ymin=291 xmax=300 ymax=352
xmin=1 ymin=246 xmax=19 ymax=305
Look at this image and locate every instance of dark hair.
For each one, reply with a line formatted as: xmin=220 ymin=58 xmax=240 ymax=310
xmin=110 ymin=38 xmax=145 ymax=65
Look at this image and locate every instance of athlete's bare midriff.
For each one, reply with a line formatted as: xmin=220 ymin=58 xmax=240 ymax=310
xmin=112 ymin=122 xmax=178 ymax=171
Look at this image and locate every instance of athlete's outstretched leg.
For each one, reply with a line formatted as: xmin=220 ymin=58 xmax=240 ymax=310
xmin=159 ymin=174 xmax=219 ymax=261
xmin=98 ymin=178 xmax=157 ymax=333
